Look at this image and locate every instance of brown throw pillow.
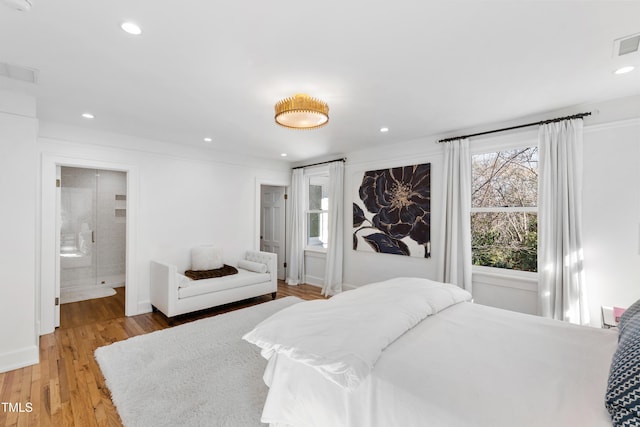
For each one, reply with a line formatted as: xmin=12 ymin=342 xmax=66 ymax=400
xmin=184 ymin=264 xmax=238 ymax=280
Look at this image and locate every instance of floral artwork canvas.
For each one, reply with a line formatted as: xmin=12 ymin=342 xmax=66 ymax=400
xmin=353 ymin=163 xmax=431 ymax=258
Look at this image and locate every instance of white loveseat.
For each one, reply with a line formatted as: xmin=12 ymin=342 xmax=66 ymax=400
xmin=150 ymin=250 xmax=277 ymax=318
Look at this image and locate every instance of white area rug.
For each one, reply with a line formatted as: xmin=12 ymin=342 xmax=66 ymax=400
xmin=60 ymin=286 xmax=117 ymax=304
xmin=95 ymin=297 xmax=302 ymax=427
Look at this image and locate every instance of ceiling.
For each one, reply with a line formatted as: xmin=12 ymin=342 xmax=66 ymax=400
xmin=1 ymin=1 xmax=639 ymax=163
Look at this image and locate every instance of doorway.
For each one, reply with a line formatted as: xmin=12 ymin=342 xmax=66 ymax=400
xmin=260 ymin=185 xmax=286 ymax=280
xmin=57 ymin=166 xmax=126 ymax=326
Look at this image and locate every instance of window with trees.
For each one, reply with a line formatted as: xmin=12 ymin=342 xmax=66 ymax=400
xmin=307 ymin=174 xmax=329 ymax=249
xmin=471 ymin=147 xmax=538 ymax=272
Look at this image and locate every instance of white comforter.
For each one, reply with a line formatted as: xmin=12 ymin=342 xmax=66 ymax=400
xmin=258 ymin=300 xmax=618 ymax=427
xmin=243 ymin=277 xmax=472 ymax=390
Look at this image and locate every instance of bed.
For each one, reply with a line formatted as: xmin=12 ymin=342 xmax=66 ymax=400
xmin=243 ymin=277 xmax=633 ymax=427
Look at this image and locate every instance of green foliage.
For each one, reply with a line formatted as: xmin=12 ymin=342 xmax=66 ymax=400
xmin=471 ymin=212 xmax=537 ymax=272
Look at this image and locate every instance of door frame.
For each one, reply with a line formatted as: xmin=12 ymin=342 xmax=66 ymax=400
xmin=254 ymin=177 xmax=289 ymax=279
xmin=40 ymin=154 xmax=139 ymax=334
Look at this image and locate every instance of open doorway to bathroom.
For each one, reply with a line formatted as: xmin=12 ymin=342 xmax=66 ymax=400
xmin=58 ymin=166 xmax=126 ymax=325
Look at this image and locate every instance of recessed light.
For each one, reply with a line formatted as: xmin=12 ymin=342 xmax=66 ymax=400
xmin=280 ymin=153 xmax=288 ymax=157
xmin=380 ymin=127 xmax=389 ymax=133
xmin=121 ymin=21 xmax=142 ymax=35
xmin=614 ymin=66 xmax=635 ymax=75
xmin=203 ymin=137 xmax=213 ymax=142
xmin=82 ymin=113 xmax=95 ymax=119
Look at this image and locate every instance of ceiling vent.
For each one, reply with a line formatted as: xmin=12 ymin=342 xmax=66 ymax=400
xmin=613 ymin=33 xmax=640 ymax=58
xmin=0 ymin=62 xmax=38 ymax=84
xmin=2 ymin=0 xmax=32 ymax=11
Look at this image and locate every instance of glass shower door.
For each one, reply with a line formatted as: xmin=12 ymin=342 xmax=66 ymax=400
xmin=59 ymin=167 xmax=98 ymax=295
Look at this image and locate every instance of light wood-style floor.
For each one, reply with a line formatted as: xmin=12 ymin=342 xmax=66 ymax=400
xmin=0 ymin=282 xmax=325 ymax=427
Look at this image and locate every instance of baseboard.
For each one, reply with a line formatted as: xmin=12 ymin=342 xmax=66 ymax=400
xmin=304 ymin=275 xmax=324 ymax=287
xmin=0 ymin=345 xmax=39 ymax=374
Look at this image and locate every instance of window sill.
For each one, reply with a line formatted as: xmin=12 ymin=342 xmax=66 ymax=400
xmin=305 ymin=246 xmax=327 ymax=254
xmin=472 ymin=265 xmax=538 ymax=292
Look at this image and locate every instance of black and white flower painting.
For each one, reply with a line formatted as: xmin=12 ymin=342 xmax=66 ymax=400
xmin=353 ymin=163 xmax=431 ymax=258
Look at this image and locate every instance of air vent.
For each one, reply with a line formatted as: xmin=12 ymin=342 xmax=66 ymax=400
xmin=0 ymin=62 xmax=38 ymax=83
xmin=2 ymin=0 xmax=32 ymax=12
xmin=614 ymin=33 xmax=640 ymax=57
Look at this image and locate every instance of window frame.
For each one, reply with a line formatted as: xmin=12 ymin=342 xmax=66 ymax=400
xmin=469 ymin=138 xmax=539 ymax=275
xmin=304 ymin=167 xmax=330 ymax=252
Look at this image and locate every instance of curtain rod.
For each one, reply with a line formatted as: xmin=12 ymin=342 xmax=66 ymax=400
xmin=291 ymin=157 xmax=346 ymax=170
xmin=437 ymin=112 xmax=592 ymax=143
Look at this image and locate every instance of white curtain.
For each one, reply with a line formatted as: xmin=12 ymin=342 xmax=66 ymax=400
xmin=286 ymin=168 xmax=305 ymax=285
xmin=439 ymin=138 xmax=473 ymax=292
xmin=538 ymin=119 xmax=589 ymax=325
xmin=323 ymin=161 xmax=344 ymax=296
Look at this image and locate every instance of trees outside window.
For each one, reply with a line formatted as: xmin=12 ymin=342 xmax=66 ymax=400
xmin=471 ymin=147 xmax=538 ymax=272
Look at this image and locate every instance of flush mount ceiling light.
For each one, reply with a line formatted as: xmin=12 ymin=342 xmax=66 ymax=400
xmin=81 ymin=112 xmax=95 ymax=119
xmin=274 ymin=93 xmax=329 ymax=129
xmin=121 ymin=21 xmax=142 ymax=35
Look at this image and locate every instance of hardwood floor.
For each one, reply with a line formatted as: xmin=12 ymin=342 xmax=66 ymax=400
xmin=0 ymin=282 xmax=325 ymax=427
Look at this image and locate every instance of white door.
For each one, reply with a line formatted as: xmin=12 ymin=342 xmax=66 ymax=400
xmin=260 ymin=186 xmax=286 ymax=280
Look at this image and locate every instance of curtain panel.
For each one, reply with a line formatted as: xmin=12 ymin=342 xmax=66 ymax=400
xmin=439 ymin=138 xmax=473 ymax=292
xmin=286 ymin=168 xmax=305 ymax=285
xmin=538 ymin=119 xmax=589 ymax=325
xmin=323 ymin=161 xmax=344 ymax=296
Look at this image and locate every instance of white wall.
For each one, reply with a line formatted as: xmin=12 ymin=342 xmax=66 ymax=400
xmin=582 ymin=116 xmax=640 ymax=325
xmin=304 ymin=250 xmax=326 ymax=287
xmin=341 ymin=95 xmax=640 ymax=327
xmin=0 ymin=91 xmax=39 ymax=372
xmin=37 ymin=122 xmax=290 ymax=335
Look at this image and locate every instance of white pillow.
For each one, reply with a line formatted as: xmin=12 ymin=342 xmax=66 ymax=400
xmin=238 ymin=259 xmax=268 ymax=273
xmin=191 ymin=246 xmax=223 ymax=271
xmin=176 ymin=273 xmax=192 ymax=288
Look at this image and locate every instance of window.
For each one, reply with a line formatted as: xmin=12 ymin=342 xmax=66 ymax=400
xmin=306 ymin=174 xmax=329 ymax=249
xmin=471 ymin=147 xmax=538 ymax=272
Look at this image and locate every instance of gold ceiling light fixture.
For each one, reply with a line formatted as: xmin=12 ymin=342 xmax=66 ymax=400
xmin=274 ymin=93 xmax=329 ymax=129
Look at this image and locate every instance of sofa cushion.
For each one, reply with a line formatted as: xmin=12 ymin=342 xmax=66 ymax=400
xmin=191 ymin=246 xmax=223 ymax=271
xmin=178 ymin=269 xmax=271 ymax=299
xmin=238 ymin=259 xmax=268 ymax=273
xmin=184 ymin=264 xmax=238 ymax=280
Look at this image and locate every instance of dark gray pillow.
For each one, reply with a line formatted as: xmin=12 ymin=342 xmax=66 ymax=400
xmin=618 ymin=299 xmax=640 ymax=334
xmin=606 ymin=306 xmax=640 ymax=426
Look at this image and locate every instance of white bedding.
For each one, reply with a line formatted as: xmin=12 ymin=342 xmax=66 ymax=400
xmin=259 ymin=300 xmax=618 ymax=427
xmin=243 ymin=277 xmax=472 ymax=390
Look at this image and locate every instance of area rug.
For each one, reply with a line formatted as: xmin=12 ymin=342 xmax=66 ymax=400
xmin=60 ymin=286 xmax=116 ymax=304
xmin=95 ymin=296 xmax=301 ymax=427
